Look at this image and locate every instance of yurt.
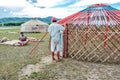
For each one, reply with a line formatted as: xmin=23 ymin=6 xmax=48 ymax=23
xmin=58 ymin=4 xmax=120 ymax=63
xmin=21 ymin=18 xmax=48 ymax=32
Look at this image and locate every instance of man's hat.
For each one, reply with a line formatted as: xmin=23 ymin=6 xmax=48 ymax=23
xmin=52 ymin=17 xmax=57 ymax=22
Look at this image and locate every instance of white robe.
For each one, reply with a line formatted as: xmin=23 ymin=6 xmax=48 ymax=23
xmin=48 ymin=22 xmax=65 ymax=55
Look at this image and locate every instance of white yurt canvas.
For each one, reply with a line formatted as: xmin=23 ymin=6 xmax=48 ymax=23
xmin=21 ymin=18 xmax=48 ymax=32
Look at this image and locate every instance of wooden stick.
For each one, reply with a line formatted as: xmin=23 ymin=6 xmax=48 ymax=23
xmin=29 ymin=32 xmax=48 ymax=55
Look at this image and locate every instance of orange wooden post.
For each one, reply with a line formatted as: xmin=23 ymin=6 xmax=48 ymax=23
xmin=63 ymin=23 xmax=68 ymax=58
xmin=84 ymin=27 xmax=88 ymax=45
xmin=104 ymin=15 xmax=109 ymax=48
xmin=29 ymin=32 xmax=48 ymax=55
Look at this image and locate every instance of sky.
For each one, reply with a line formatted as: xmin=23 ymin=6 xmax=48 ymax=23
xmin=0 ymin=0 xmax=120 ymax=18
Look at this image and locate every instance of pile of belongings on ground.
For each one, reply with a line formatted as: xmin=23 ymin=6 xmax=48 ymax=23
xmin=0 ymin=37 xmax=44 ymax=46
xmin=0 ymin=37 xmax=20 ymax=46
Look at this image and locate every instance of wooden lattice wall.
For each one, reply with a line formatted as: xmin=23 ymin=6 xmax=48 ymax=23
xmin=67 ymin=24 xmax=120 ymax=63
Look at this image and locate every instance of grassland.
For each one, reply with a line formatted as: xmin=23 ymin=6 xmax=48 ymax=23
xmin=0 ymin=27 xmax=50 ymax=80
xmin=0 ymin=27 xmax=120 ymax=80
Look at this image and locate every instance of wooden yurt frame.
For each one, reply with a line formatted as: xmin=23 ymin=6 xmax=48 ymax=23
xmin=61 ymin=4 xmax=120 ymax=63
xmin=63 ymin=25 xmax=120 ymax=63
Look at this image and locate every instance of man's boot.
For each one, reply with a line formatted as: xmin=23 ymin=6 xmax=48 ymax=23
xmin=52 ymin=52 xmax=55 ymax=60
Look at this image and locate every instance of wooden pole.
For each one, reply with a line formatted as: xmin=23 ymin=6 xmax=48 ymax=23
xmin=29 ymin=32 xmax=48 ymax=55
xmin=63 ymin=23 xmax=68 ymax=58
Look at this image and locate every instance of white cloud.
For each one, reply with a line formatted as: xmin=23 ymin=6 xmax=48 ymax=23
xmin=0 ymin=0 xmax=63 ymax=8
xmin=0 ymin=0 xmax=120 ymax=18
xmin=13 ymin=6 xmax=74 ymax=18
xmin=69 ymin=0 xmax=120 ymax=7
xmin=34 ymin=0 xmax=63 ymax=8
xmin=0 ymin=0 xmax=30 ymax=7
xmin=0 ymin=0 xmax=72 ymax=18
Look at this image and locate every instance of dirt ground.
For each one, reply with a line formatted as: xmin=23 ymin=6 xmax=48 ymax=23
xmin=18 ymin=55 xmax=120 ymax=80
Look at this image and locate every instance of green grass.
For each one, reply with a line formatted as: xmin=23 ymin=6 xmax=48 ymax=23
xmin=0 ymin=28 xmax=20 ymax=39
xmin=0 ymin=42 xmax=50 ymax=80
xmin=0 ymin=28 xmax=50 ymax=80
xmin=0 ymin=27 xmax=49 ymax=40
xmin=24 ymin=58 xmax=120 ymax=80
xmin=0 ymin=27 xmax=120 ymax=80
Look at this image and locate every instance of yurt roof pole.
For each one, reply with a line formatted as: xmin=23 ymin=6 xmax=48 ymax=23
xmin=107 ymin=11 xmax=120 ymax=25
xmin=82 ymin=12 xmax=88 ymax=23
xmin=70 ymin=11 xmax=87 ymax=25
xmin=110 ymin=10 xmax=120 ymax=23
xmin=79 ymin=12 xmax=86 ymax=25
xmin=109 ymin=11 xmax=120 ymax=28
xmin=99 ymin=10 xmax=103 ymax=26
xmin=89 ymin=10 xmax=96 ymax=26
xmin=94 ymin=11 xmax=98 ymax=26
xmin=80 ymin=11 xmax=90 ymax=25
xmin=106 ymin=11 xmax=117 ymax=28
xmin=103 ymin=9 xmax=120 ymax=48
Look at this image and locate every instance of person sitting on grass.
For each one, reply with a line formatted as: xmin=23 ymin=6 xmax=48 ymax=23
xmin=18 ymin=32 xmax=29 ymax=46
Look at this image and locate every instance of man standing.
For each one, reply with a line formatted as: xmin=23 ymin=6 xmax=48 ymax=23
xmin=48 ymin=17 xmax=65 ymax=61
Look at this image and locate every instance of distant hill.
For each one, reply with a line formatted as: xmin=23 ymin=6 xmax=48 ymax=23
xmin=0 ymin=16 xmax=60 ymax=23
